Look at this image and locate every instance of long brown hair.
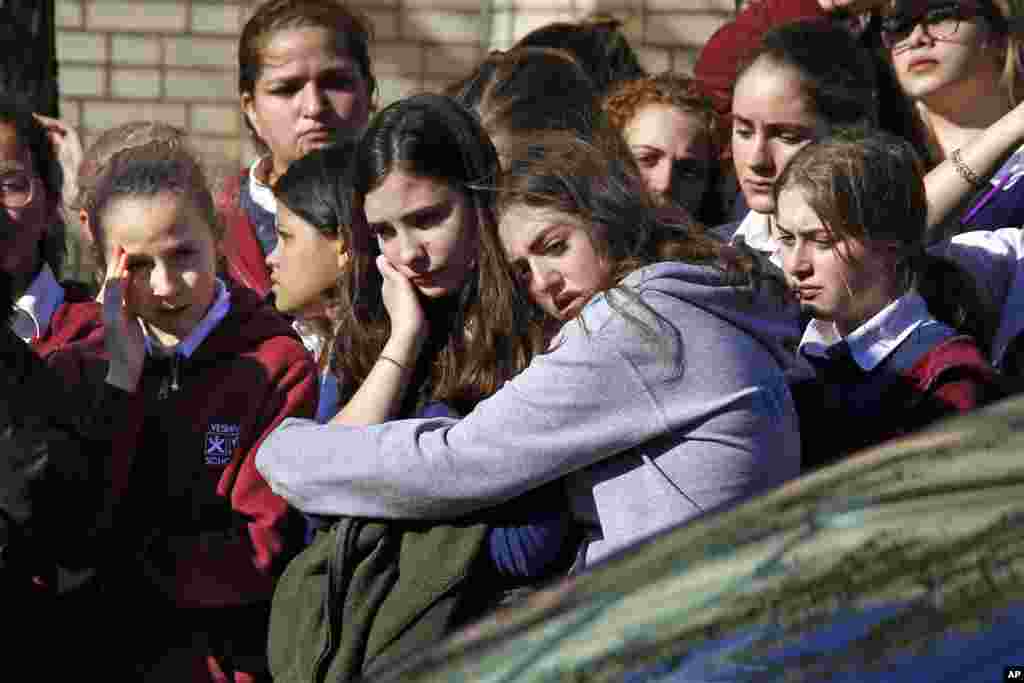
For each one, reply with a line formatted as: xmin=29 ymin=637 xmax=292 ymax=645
xmin=332 ymin=93 xmax=542 ymax=413
xmin=495 ymin=130 xmax=761 ymax=358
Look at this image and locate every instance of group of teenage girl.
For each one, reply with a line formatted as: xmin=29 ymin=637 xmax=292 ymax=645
xmin=4 ymin=0 xmax=1024 ymax=680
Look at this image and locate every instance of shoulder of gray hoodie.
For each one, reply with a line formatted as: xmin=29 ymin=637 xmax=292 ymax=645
xmin=256 ymin=261 xmax=805 ymax=567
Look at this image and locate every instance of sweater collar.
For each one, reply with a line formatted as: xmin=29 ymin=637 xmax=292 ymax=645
xmin=799 ymin=291 xmax=931 ymax=371
xmin=143 ymin=279 xmax=232 ymax=359
xmin=733 ymin=210 xmax=782 ymax=266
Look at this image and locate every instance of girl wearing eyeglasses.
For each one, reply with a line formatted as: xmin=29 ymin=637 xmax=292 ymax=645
xmin=0 ymin=101 xmax=101 ymax=360
xmin=874 ymin=0 xmax=1024 ymax=238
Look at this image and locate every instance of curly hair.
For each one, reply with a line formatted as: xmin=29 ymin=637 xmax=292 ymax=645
xmin=603 ymin=72 xmax=723 ymax=151
xmin=602 ymin=73 xmax=728 ymax=224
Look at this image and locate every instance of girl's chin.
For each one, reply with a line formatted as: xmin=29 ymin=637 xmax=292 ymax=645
xmin=144 ymin=307 xmax=202 ymax=341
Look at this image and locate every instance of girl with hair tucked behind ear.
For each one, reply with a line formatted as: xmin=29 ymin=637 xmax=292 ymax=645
xmin=265 ymin=143 xmax=356 ymax=423
xmin=775 ymin=129 xmax=1004 ymax=469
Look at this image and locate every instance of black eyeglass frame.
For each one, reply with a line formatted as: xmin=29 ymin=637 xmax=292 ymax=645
xmin=879 ymin=0 xmax=1007 ymax=50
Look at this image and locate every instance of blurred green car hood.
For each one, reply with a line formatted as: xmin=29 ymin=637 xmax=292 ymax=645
xmin=371 ymin=394 xmax=1024 ymax=682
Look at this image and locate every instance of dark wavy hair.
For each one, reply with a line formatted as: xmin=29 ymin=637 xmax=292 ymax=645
xmin=454 ymin=47 xmax=601 ymax=148
xmin=737 ymin=19 xmax=879 ymax=130
xmin=496 ymin=130 xmax=762 ymax=358
xmin=273 ymin=142 xmax=357 ymax=357
xmin=776 ymin=128 xmax=996 ymax=348
xmin=273 ymin=141 xmax=356 ymax=245
xmin=334 ymin=93 xmax=541 ymax=413
xmin=513 ymin=17 xmax=645 ymax=97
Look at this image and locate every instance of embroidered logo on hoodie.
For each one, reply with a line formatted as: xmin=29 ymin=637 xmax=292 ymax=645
xmin=206 ymin=423 xmax=241 ymax=466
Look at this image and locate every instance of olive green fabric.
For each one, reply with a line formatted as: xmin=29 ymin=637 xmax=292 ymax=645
xmin=268 ymin=516 xmax=491 ymax=683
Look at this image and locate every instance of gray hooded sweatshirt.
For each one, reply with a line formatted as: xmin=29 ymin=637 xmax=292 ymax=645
xmin=257 ymin=262 xmax=804 ymax=566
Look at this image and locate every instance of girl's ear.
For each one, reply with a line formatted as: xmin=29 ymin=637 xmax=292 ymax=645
xmin=241 ymin=92 xmax=264 ymax=143
xmin=78 ymin=207 xmax=97 ymax=247
xmin=335 ymin=239 xmax=348 ymax=269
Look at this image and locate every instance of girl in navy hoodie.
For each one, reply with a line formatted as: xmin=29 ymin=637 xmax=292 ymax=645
xmin=52 ymin=137 xmax=317 ymax=682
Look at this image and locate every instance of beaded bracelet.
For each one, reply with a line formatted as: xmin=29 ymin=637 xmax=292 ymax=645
xmin=950 ymin=148 xmax=986 ymax=190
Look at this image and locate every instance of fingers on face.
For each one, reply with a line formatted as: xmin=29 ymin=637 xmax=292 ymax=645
xmin=104 ymin=247 xmax=136 ymax=309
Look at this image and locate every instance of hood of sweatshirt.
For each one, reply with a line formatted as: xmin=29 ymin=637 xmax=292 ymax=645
xmin=589 ymin=261 xmax=811 ymax=382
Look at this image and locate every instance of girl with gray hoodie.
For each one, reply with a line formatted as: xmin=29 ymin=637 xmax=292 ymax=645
xmin=257 ymin=131 xmax=805 ymax=568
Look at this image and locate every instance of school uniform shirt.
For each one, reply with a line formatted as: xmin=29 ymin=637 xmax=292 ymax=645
xmin=10 ymin=263 xmax=101 ymax=358
xmin=292 ymin=318 xmax=342 ymax=424
xmin=796 ymin=292 xmax=998 ymax=468
xmin=258 ymin=261 xmax=804 ymax=567
xmin=714 ymin=210 xmax=783 ymax=267
xmin=50 ymin=280 xmax=318 ymax=606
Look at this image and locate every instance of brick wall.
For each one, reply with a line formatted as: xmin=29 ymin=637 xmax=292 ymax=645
xmin=56 ymin=0 xmax=736 ymax=170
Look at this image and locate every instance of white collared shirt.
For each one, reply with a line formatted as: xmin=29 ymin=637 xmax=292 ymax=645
xmin=248 ymin=156 xmax=277 ymax=215
xmin=143 ymin=278 xmax=232 ymax=359
xmin=733 ymin=210 xmax=782 ymax=266
xmin=798 ymin=291 xmax=934 ymax=371
xmin=10 ymin=263 xmax=65 ymax=342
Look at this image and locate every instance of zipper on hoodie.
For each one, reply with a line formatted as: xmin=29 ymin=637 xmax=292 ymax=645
xmin=157 ymin=354 xmax=182 ymax=400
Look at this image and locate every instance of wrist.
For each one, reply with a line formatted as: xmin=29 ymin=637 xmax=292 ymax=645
xmin=382 ymin=332 xmax=425 ymax=369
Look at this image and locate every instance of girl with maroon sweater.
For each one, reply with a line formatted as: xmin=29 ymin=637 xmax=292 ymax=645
xmin=51 ymin=139 xmax=317 ymax=681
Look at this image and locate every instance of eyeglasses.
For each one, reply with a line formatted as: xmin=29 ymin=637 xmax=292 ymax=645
xmin=879 ymin=1 xmax=988 ymax=50
xmin=0 ymin=171 xmax=36 ymax=209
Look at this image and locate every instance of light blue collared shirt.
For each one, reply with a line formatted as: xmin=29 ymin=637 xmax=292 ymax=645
xmin=143 ymin=278 xmax=231 ymax=358
xmin=798 ymin=291 xmax=938 ymax=371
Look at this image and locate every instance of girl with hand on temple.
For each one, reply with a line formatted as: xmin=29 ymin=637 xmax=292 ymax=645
xmin=52 ymin=138 xmax=317 ymax=682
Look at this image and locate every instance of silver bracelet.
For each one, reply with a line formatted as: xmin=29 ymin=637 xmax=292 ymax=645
xmin=378 ymin=354 xmax=410 ymax=372
xmin=950 ymin=148 xmax=986 ymax=190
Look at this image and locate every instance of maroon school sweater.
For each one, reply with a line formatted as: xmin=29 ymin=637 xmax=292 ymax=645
xmin=30 ymin=281 xmax=102 ymax=360
xmin=50 ymin=284 xmax=317 ymax=607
